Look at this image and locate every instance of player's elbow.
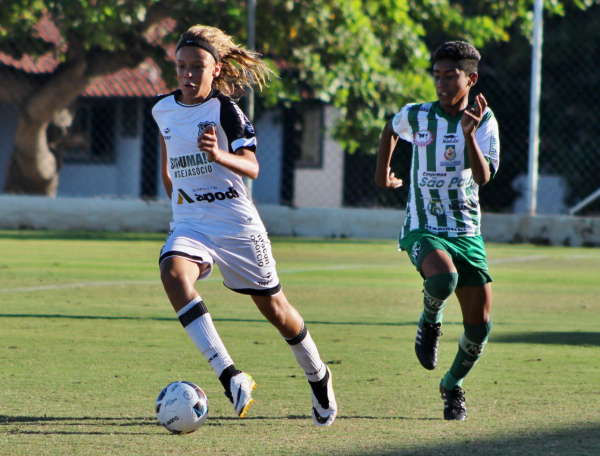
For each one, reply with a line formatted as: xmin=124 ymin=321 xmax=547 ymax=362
xmin=473 ymin=172 xmax=491 ymax=186
xmin=246 ymin=163 xmax=259 ymax=180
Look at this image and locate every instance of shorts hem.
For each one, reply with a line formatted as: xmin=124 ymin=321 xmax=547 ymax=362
xmin=159 ymin=251 xmax=205 ymax=265
xmin=226 ymin=283 xmax=282 ymax=297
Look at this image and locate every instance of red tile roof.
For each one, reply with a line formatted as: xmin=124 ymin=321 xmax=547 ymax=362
xmin=85 ymin=59 xmax=170 ymax=97
xmin=0 ymin=16 xmax=175 ymax=97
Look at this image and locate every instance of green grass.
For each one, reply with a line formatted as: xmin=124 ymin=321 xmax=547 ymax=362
xmin=0 ymin=230 xmax=599 ymax=455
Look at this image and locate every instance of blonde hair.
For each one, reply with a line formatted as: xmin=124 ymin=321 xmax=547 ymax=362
xmin=177 ymin=25 xmax=274 ymax=96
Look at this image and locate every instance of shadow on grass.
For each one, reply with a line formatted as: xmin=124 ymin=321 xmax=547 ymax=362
xmin=493 ymin=331 xmax=600 ymax=347
xmin=4 ymin=415 xmax=599 ymax=455
xmin=0 ymin=313 xmax=417 ymax=327
xmin=319 ymin=423 xmax=600 ymax=456
xmin=0 ymin=414 xmax=439 ymax=436
xmin=1 ymin=415 xmax=155 ymax=425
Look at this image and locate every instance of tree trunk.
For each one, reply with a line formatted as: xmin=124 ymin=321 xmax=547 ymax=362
xmin=3 ymin=117 xmax=59 ymax=196
xmin=2 ymin=60 xmax=89 ymax=196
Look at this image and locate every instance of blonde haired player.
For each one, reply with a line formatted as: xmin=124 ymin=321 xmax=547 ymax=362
xmin=152 ymin=25 xmax=337 ymax=426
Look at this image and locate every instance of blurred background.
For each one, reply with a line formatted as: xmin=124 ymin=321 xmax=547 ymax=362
xmin=0 ymin=0 xmax=598 ymax=216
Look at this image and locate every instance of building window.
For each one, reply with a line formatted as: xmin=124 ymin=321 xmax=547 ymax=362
xmin=63 ymin=99 xmax=116 ymax=163
xmin=120 ymin=99 xmax=139 ymax=137
xmin=296 ymin=102 xmax=324 ymax=168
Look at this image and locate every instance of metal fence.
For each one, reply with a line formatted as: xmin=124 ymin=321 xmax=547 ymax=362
xmin=1 ymin=7 xmax=599 ymax=216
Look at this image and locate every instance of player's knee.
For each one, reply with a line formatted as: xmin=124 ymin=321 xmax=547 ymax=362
xmin=424 ymin=272 xmax=458 ymax=301
xmin=254 ymin=294 xmax=292 ymax=329
xmin=160 ymin=266 xmax=189 ymax=294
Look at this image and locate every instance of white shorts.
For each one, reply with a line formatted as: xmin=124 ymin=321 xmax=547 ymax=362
xmin=159 ymin=223 xmax=281 ymax=296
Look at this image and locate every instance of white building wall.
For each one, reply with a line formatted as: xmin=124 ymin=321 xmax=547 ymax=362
xmin=293 ymin=106 xmax=344 ymax=208
xmin=58 ymin=165 xmax=119 ymax=197
xmin=58 ymin=137 xmax=142 ymax=198
xmin=252 ymin=111 xmax=283 ymax=204
xmin=116 ymin=136 xmax=143 ymax=197
xmin=58 ymin=99 xmax=144 ymax=198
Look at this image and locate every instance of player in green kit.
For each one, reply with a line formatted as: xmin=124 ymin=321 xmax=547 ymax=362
xmin=375 ymin=41 xmax=499 ymax=420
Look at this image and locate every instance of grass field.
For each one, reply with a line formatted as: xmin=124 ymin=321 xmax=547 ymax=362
xmin=0 ymin=230 xmax=599 ymax=456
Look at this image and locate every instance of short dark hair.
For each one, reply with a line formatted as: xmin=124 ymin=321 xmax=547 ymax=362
xmin=433 ymin=41 xmax=480 ymax=75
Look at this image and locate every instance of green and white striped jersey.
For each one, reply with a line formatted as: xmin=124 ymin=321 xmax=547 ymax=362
xmin=392 ymin=101 xmax=500 ymax=238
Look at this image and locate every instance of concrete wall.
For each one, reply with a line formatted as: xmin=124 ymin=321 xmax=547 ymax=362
xmin=0 ymin=195 xmax=599 ymax=247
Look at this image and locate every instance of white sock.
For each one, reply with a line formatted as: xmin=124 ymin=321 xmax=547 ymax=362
xmin=176 ymin=297 xmax=233 ymax=378
xmin=284 ymin=323 xmax=327 ymax=383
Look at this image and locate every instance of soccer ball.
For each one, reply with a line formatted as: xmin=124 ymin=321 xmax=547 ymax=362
xmin=155 ymin=381 xmax=209 ymax=434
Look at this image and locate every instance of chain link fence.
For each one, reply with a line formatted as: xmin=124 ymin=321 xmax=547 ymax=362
xmin=1 ymin=7 xmax=599 ymax=216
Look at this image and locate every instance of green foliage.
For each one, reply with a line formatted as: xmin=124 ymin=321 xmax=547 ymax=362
xmin=251 ymin=0 xmax=587 ymax=153
xmin=0 ymin=0 xmax=593 ymax=153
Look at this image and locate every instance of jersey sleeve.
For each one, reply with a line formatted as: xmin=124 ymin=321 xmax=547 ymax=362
xmin=475 ymin=108 xmax=500 ymax=177
xmin=218 ymin=96 xmax=257 ymax=154
xmin=391 ymin=103 xmax=416 ymax=143
xmin=150 ymin=91 xmax=176 ymax=127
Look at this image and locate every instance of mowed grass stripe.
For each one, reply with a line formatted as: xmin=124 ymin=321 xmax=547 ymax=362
xmin=0 ymin=233 xmax=598 ymax=456
xmin=1 ymin=255 xmax=552 ymax=293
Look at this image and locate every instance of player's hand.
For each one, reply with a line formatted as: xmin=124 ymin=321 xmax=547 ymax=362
xmin=377 ymin=167 xmax=403 ymax=189
xmin=461 ymin=93 xmax=487 ymax=137
xmin=198 ymin=125 xmax=219 ymax=162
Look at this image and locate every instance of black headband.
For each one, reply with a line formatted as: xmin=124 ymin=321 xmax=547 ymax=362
xmin=176 ymin=39 xmax=220 ymax=63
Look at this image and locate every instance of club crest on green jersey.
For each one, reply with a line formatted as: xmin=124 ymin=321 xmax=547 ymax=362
xmin=427 ymin=199 xmax=445 ymax=216
xmin=414 ymin=130 xmax=433 ymax=147
xmin=441 ymin=145 xmax=461 ymax=166
xmin=444 ymin=146 xmax=456 ymax=161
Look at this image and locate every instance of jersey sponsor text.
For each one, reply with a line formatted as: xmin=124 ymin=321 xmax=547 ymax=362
xmin=176 ymin=187 xmax=240 ymax=205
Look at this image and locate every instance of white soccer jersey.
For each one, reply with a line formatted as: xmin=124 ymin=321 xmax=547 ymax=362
xmin=392 ymin=101 xmax=500 ymax=238
xmin=152 ymin=89 xmax=266 ymax=235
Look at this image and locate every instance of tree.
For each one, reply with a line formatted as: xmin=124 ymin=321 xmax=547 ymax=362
xmin=0 ymin=0 xmax=581 ymax=195
xmin=0 ymin=0 xmax=245 ymax=195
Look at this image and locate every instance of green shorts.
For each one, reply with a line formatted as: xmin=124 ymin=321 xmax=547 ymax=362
xmin=399 ymin=229 xmax=492 ymax=288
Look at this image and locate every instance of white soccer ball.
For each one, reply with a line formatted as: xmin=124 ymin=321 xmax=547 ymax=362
xmin=156 ymin=381 xmax=209 ymax=434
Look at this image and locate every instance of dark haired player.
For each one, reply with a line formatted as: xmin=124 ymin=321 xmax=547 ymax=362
xmin=375 ymin=41 xmax=499 ymax=420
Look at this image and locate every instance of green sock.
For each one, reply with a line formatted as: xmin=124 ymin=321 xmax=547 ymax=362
xmin=443 ymin=320 xmax=492 ymax=389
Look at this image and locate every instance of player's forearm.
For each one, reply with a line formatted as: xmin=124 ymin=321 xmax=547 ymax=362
xmin=159 ymin=138 xmax=173 ymax=199
xmin=161 ymin=171 xmax=173 ymax=199
xmin=213 ymin=149 xmax=259 ymax=180
xmin=375 ymin=121 xmax=398 ymax=187
xmin=465 ymin=134 xmax=490 ymax=186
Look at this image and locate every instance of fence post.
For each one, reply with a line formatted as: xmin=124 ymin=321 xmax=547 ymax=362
xmin=527 ymin=0 xmax=544 ymax=215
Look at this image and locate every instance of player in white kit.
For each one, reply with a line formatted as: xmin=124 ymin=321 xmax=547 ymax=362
xmin=152 ymin=25 xmax=337 ymax=426
xmin=375 ymin=41 xmax=499 ymax=421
